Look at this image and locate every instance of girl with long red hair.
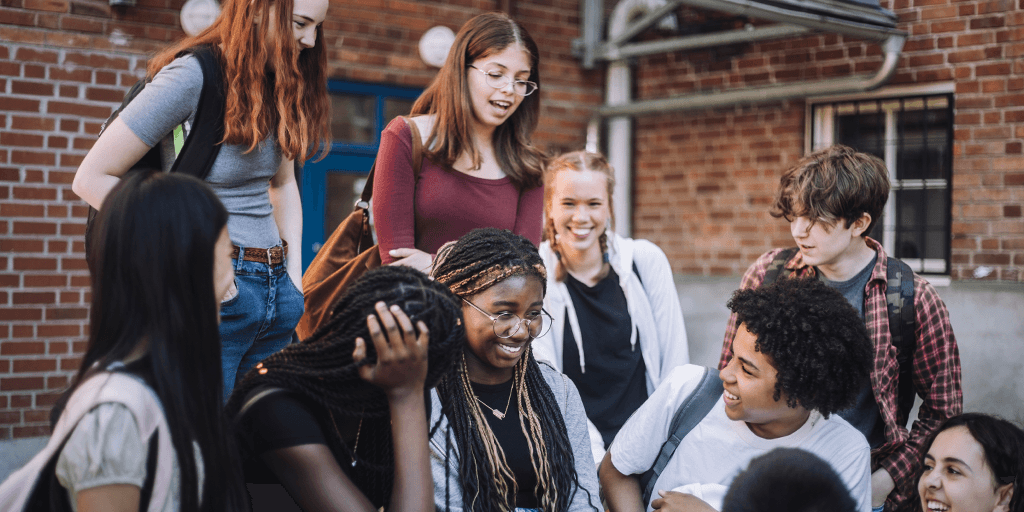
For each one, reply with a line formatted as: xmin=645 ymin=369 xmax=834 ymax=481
xmin=72 ymin=0 xmax=330 ymax=398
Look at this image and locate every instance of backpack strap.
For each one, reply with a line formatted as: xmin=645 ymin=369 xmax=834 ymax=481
xmin=885 ymin=257 xmax=917 ymax=423
xmin=168 ymin=44 xmax=225 ymax=181
xmin=357 ymin=116 xmax=425 ymax=207
xmin=639 ymin=367 xmax=723 ymax=506
xmin=762 ymin=247 xmax=800 ymax=285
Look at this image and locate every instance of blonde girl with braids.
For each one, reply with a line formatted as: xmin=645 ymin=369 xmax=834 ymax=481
xmin=429 ymin=227 xmax=602 ymax=512
xmin=73 ymin=0 xmax=331 ymax=399
xmin=531 ymin=151 xmax=690 ymax=466
xmin=226 ymin=266 xmax=465 ymax=512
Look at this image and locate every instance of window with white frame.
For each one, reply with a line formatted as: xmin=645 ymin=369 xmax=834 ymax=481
xmin=811 ymin=93 xmax=954 ymax=275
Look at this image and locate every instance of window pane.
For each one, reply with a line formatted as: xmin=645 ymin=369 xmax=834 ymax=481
xmin=897 ymin=108 xmax=951 ymax=181
xmin=836 ymin=109 xmax=884 ymax=159
xmin=894 ymin=188 xmax=948 ymax=263
xmin=384 ymin=97 xmax=416 ymax=125
xmin=330 ymin=94 xmax=376 ymax=144
xmin=325 ymin=172 xmax=369 ymax=236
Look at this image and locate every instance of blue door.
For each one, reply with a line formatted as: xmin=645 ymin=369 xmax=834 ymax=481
xmin=300 ymin=81 xmax=422 ymax=270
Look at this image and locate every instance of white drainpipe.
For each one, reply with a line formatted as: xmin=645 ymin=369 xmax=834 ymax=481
xmin=601 ymin=0 xmax=676 ymax=237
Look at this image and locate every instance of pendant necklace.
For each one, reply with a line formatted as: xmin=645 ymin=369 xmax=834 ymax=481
xmin=475 ymin=380 xmax=514 ymax=420
xmin=329 ymin=409 xmax=363 ymax=467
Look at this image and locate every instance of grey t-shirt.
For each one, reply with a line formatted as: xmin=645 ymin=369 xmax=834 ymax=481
xmin=819 ymin=252 xmax=887 ymax=448
xmin=118 ymin=55 xmax=283 ymax=249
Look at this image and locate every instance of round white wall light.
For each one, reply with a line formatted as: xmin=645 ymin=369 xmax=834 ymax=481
xmin=418 ymin=26 xmax=455 ymax=68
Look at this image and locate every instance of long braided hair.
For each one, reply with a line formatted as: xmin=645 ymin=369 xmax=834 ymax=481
xmin=226 ymin=265 xmax=464 ymax=506
xmin=542 ymin=150 xmax=616 ymax=282
xmin=430 ymin=227 xmax=597 ymax=511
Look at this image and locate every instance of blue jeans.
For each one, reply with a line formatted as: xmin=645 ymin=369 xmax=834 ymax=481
xmin=219 ymin=256 xmax=304 ymax=400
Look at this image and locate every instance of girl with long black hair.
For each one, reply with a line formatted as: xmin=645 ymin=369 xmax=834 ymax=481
xmin=428 ymin=227 xmax=601 ymax=511
xmin=227 ymin=265 xmax=465 ymax=511
xmin=0 ymin=170 xmax=247 ymax=511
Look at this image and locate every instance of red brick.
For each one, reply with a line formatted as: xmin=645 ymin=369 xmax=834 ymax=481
xmin=14 ymin=47 xmax=59 ymax=63
xmin=49 ymin=67 xmax=91 ymax=83
xmin=46 ymin=307 xmax=88 ymax=320
xmin=47 ymin=101 xmax=112 ymax=119
xmin=0 ymin=342 xmax=45 ymax=355
xmin=10 ymin=151 xmax=55 ymax=166
xmin=12 ymin=291 xmax=56 ymax=304
xmin=0 ymin=377 xmax=45 ymax=391
xmin=13 ymin=359 xmax=57 ymax=373
xmin=14 ymin=425 xmax=51 ymax=438
xmin=10 ymin=80 xmax=55 ymax=96
xmin=4 ymin=97 xmax=41 ymax=113
xmin=0 ymin=132 xmax=45 ymax=147
xmin=1 ymin=203 xmax=46 ymax=217
xmin=12 ymin=257 xmax=57 ymax=271
xmin=60 ymin=15 xmax=104 ymax=33
xmin=10 ymin=116 xmax=55 ymax=131
xmin=13 ymin=221 xmax=57 ymax=235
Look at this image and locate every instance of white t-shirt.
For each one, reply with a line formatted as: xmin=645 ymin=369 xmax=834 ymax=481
xmin=608 ymin=365 xmax=872 ymax=512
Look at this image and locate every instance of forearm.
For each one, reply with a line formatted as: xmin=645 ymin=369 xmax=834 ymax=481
xmin=71 ymin=118 xmax=151 ymax=209
xmin=387 ymin=388 xmax=433 ymax=512
xmin=600 ymin=451 xmax=645 ymax=512
xmin=269 ymin=160 xmax=303 ymax=281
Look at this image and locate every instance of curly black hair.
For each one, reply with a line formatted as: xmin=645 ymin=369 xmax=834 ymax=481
xmin=723 ymin=448 xmax=856 ymax=512
xmin=727 ymin=277 xmax=872 ymax=417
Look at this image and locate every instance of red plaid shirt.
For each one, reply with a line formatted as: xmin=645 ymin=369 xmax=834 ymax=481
xmin=719 ymin=238 xmax=962 ymax=511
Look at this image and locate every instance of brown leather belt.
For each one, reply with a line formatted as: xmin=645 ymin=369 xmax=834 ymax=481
xmin=231 ymin=241 xmax=288 ymax=265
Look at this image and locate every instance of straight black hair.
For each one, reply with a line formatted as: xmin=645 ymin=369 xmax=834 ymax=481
xmin=60 ymin=169 xmax=247 ymax=511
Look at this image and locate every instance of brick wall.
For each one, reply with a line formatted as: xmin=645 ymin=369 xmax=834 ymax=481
xmin=1 ymin=0 xmax=599 ymax=438
xmin=630 ymin=0 xmax=1024 ymax=281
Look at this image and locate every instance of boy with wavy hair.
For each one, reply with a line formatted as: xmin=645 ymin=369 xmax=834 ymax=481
xmin=719 ymin=145 xmax=962 ymax=512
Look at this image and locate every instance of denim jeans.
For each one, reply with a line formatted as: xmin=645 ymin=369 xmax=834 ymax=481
xmin=219 ymin=256 xmax=304 ymax=400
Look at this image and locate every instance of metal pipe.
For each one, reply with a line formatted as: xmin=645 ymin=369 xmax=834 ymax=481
xmin=601 ymin=24 xmax=811 ymax=60
xmin=676 ymin=0 xmax=902 ymax=41
xmin=595 ymin=33 xmax=905 ymax=117
xmin=607 ymin=0 xmax=683 ymax=46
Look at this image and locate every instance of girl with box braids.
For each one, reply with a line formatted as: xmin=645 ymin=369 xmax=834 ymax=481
xmin=429 ymin=227 xmax=602 ymax=511
xmin=227 ymin=265 xmax=464 ymax=512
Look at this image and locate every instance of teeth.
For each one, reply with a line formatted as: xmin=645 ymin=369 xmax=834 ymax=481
xmin=926 ymin=501 xmax=948 ymax=511
xmin=571 ymin=227 xmax=592 ymax=236
xmin=498 ymin=344 xmax=522 ymax=354
xmin=724 ymin=390 xmax=739 ymax=400
xmin=492 ymin=100 xmax=511 ymax=109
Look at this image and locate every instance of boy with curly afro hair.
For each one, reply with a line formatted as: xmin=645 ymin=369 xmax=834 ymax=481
xmin=601 ymin=277 xmax=873 ymax=512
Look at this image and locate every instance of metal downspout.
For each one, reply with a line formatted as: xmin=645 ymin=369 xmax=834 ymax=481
xmin=596 ymin=33 xmax=905 ymax=117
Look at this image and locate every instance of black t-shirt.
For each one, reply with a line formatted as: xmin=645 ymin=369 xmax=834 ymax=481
xmin=468 ymin=378 xmax=539 ymax=508
xmin=561 ymin=267 xmax=648 ymax=448
xmin=235 ymin=390 xmax=392 ymax=509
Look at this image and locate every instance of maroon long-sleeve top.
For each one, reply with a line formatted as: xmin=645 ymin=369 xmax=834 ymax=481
xmin=372 ymin=117 xmax=544 ymax=264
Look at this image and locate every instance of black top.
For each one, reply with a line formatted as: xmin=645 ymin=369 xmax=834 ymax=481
xmin=819 ymin=253 xmax=887 ymax=448
xmin=561 ymin=267 xmax=648 ymax=448
xmin=235 ymin=390 xmax=392 ymax=509
xmin=469 ymin=378 xmax=539 ymax=508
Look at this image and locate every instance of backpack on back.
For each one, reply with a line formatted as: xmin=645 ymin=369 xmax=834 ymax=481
xmin=84 ymin=45 xmax=226 ymax=261
xmin=763 ymin=247 xmax=918 ymax=424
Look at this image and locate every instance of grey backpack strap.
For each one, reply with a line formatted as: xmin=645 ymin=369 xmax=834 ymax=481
xmin=639 ymin=367 xmax=723 ymax=506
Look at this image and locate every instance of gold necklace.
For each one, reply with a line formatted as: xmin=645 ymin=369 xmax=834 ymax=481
xmin=474 ymin=380 xmax=514 ymax=420
xmin=329 ymin=409 xmax=363 ymax=467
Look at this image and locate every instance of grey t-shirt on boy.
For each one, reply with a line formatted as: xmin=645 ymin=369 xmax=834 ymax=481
xmin=118 ymin=55 xmax=283 ymax=249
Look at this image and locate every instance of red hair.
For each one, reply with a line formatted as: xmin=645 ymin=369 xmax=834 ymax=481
xmin=148 ymin=0 xmax=329 ymax=164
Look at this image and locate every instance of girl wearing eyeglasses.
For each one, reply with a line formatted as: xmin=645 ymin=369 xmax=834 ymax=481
xmin=373 ymin=12 xmax=546 ymax=273
xmin=429 ymin=228 xmax=601 ymax=512
xmin=532 ymin=151 xmax=690 ymax=467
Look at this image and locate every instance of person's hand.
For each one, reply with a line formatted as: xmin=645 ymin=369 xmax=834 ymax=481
xmin=871 ymin=468 xmax=896 ymax=508
xmin=388 ymin=248 xmax=433 ymax=273
xmin=352 ymin=302 xmax=429 ymax=400
xmin=651 ymin=490 xmax=717 ymax=512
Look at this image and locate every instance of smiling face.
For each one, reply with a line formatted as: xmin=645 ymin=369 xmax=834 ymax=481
xmin=919 ymin=426 xmax=1014 ymax=512
xmin=462 ymin=275 xmax=545 ymax=385
xmin=466 ymin=45 xmax=532 ymax=133
xmin=549 ymin=168 xmax=611 ymax=262
xmin=720 ymin=324 xmax=811 ymax=439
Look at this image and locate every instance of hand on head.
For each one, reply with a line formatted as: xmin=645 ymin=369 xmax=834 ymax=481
xmin=353 ymin=301 xmax=430 ymax=399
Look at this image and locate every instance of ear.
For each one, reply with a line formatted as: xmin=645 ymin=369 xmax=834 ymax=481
xmin=850 ymin=212 xmax=872 ymax=237
xmin=993 ymin=483 xmax=1013 ymax=512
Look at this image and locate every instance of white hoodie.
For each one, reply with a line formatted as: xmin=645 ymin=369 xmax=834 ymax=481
xmin=533 ymin=233 xmax=690 ymax=465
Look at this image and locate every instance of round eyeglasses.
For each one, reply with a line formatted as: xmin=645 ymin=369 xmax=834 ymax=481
xmin=468 ymin=65 xmax=538 ymax=96
xmin=462 ymin=298 xmax=552 ymax=339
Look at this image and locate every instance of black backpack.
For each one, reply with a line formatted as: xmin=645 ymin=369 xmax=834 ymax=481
xmin=84 ymin=45 xmax=226 ymax=261
xmin=763 ymin=247 xmax=918 ymax=425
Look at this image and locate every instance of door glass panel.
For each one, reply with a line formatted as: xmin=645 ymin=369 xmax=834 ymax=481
xmin=384 ymin=97 xmax=416 ymax=125
xmin=325 ymin=172 xmax=369 ymax=237
xmin=330 ymin=94 xmax=376 ymax=144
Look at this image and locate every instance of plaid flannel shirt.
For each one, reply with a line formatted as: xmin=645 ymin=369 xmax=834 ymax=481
xmin=719 ymin=238 xmax=963 ymax=511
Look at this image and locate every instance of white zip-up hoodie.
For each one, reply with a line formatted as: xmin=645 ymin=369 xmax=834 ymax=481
xmin=533 ymin=233 xmax=690 ymax=465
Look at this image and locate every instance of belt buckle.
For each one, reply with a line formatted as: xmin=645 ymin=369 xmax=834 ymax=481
xmin=267 ymin=247 xmax=274 ymax=264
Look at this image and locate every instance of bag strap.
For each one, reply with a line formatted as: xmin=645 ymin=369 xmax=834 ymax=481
xmin=358 ymin=116 xmax=425 ymax=206
xmin=763 ymin=247 xmax=800 ymax=285
xmin=168 ymin=44 xmax=225 ymax=181
xmin=639 ymin=367 xmax=723 ymax=506
xmin=237 ymin=387 xmax=287 ymax=419
xmin=886 ymin=257 xmax=917 ymax=422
